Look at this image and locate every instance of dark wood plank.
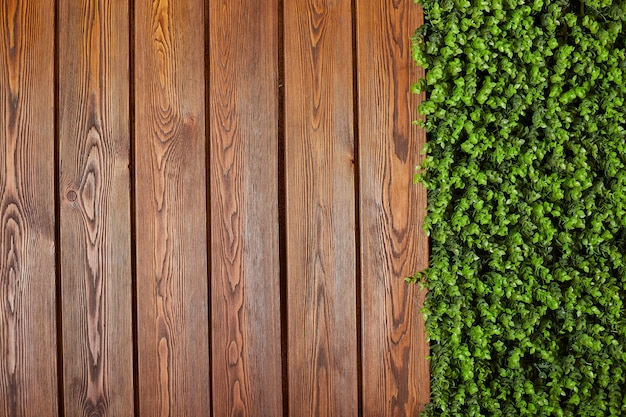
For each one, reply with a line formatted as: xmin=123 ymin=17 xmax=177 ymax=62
xmin=284 ymin=0 xmax=358 ymax=415
xmin=0 ymin=1 xmax=59 ymax=415
xmin=356 ymin=1 xmax=430 ymax=415
xmin=134 ymin=0 xmax=210 ymax=415
xmin=209 ymin=1 xmax=283 ymax=416
xmin=58 ymin=0 xmax=134 ymax=415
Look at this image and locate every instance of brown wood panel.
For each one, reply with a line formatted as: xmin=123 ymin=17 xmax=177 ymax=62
xmin=134 ymin=0 xmax=210 ymax=415
xmin=0 ymin=1 xmax=59 ymax=416
xmin=58 ymin=0 xmax=134 ymax=415
xmin=356 ymin=1 xmax=429 ymax=415
xmin=209 ymin=1 xmax=283 ymax=416
xmin=284 ymin=0 xmax=358 ymax=415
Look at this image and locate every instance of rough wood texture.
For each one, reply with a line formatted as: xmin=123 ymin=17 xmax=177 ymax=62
xmin=134 ymin=0 xmax=210 ymax=415
xmin=209 ymin=1 xmax=283 ymax=416
xmin=58 ymin=0 xmax=134 ymax=415
xmin=284 ymin=0 xmax=359 ymax=415
xmin=0 ymin=1 xmax=59 ymax=416
xmin=356 ymin=1 xmax=430 ymax=415
xmin=0 ymin=3 xmax=431 ymax=414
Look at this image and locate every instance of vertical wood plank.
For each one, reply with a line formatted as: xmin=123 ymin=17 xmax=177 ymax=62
xmin=0 ymin=0 xmax=59 ymax=416
xmin=134 ymin=0 xmax=210 ymax=415
xmin=356 ymin=1 xmax=430 ymax=415
xmin=284 ymin=0 xmax=358 ymax=415
xmin=209 ymin=1 xmax=283 ymax=416
xmin=58 ymin=0 xmax=134 ymax=415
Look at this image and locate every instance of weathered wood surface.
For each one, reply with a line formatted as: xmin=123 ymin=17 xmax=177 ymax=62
xmin=284 ymin=0 xmax=359 ymax=415
xmin=134 ymin=0 xmax=211 ymax=415
xmin=356 ymin=1 xmax=430 ymax=415
xmin=0 ymin=2 xmax=429 ymax=415
xmin=0 ymin=1 xmax=59 ymax=416
xmin=58 ymin=0 xmax=134 ymax=416
xmin=209 ymin=1 xmax=283 ymax=416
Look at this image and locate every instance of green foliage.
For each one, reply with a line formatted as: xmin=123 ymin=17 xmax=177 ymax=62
xmin=410 ymin=0 xmax=626 ymax=415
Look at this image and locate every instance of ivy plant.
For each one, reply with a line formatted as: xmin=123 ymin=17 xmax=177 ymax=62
xmin=410 ymin=0 xmax=626 ymax=415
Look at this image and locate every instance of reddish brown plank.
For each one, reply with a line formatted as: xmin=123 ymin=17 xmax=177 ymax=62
xmin=356 ymin=1 xmax=429 ymax=415
xmin=284 ymin=0 xmax=358 ymax=415
xmin=58 ymin=0 xmax=134 ymax=415
xmin=134 ymin=0 xmax=210 ymax=415
xmin=209 ymin=1 xmax=283 ymax=416
xmin=0 ymin=1 xmax=59 ymax=416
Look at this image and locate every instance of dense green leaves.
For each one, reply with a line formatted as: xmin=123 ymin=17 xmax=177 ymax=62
xmin=411 ymin=0 xmax=626 ymax=415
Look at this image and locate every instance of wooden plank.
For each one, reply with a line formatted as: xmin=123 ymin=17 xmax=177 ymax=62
xmin=0 ymin=0 xmax=59 ymax=415
xmin=134 ymin=0 xmax=210 ymax=415
xmin=57 ymin=0 xmax=134 ymax=415
xmin=356 ymin=1 xmax=430 ymax=415
xmin=209 ymin=1 xmax=283 ymax=416
xmin=284 ymin=0 xmax=358 ymax=415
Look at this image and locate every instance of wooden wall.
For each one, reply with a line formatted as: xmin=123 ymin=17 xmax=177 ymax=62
xmin=0 ymin=0 xmax=428 ymax=415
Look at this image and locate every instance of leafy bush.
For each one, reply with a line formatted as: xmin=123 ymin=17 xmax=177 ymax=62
xmin=410 ymin=0 xmax=626 ymax=415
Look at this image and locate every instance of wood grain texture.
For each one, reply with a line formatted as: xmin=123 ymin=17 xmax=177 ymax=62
xmin=0 ymin=0 xmax=59 ymax=416
xmin=356 ymin=1 xmax=429 ymax=415
xmin=134 ymin=0 xmax=210 ymax=415
xmin=284 ymin=0 xmax=358 ymax=415
xmin=58 ymin=0 xmax=134 ymax=415
xmin=209 ymin=1 xmax=283 ymax=416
